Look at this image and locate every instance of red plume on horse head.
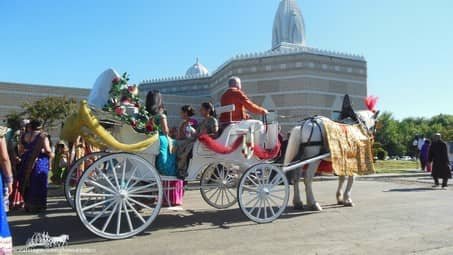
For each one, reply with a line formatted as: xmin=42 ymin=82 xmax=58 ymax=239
xmin=364 ymin=95 xmax=378 ymax=112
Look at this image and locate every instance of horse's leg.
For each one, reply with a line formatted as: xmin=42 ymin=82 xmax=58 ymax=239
xmin=292 ymin=169 xmax=304 ymax=210
xmin=336 ymin=176 xmax=346 ymax=205
xmin=343 ymin=175 xmax=355 ymax=207
xmin=304 ymin=162 xmax=322 ymax=211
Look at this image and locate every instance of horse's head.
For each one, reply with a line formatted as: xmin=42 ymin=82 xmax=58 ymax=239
xmin=356 ymin=96 xmax=379 ymax=136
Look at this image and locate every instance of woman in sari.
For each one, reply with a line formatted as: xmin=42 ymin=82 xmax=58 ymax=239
xmin=175 ymin=105 xmax=197 ymax=178
xmin=0 ymin=126 xmax=14 ymax=254
xmin=17 ymin=120 xmax=53 ymax=212
xmin=146 ymin=91 xmax=184 ymax=206
xmin=146 ymin=91 xmax=177 ymax=176
xmin=197 ymin=102 xmax=219 ymax=137
xmin=177 ymin=105 xmax=198 ymax=139
xmin=9 ymin=121 xmax=30 ymax=210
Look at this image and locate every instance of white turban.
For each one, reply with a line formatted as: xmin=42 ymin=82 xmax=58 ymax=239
xmin=228 ymin=76 xmax=242 ymax=89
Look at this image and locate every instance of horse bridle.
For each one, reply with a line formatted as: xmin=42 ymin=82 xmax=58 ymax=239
xmin=355 ymin=113 xmax=377 ymax=138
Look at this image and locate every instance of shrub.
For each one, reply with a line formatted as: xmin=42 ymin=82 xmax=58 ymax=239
xmin=375 ymin=148 xmax=388 ymax=160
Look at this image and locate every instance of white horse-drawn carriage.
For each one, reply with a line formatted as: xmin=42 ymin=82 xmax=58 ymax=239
xmin=61 ymin=69 xmax=378 ymax=240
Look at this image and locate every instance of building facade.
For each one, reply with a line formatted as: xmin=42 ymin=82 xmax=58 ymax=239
xmin=139 ymin=0 xmax=367 ymax=132
xmin=0 ymin=81 xmax=90 ymax=137
xmin=0 ymin=81 xmax=89 ymax=120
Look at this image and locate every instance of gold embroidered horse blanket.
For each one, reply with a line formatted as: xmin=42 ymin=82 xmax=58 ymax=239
xmin=322 ymin=119 xmax=375 ymax=176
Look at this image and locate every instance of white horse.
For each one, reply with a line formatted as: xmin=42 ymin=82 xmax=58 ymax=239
xmin=283 ymin=102 xmax=379 ymax=211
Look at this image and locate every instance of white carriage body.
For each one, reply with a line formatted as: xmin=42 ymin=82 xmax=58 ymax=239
xmin=68 ymin=68 xmax=288 ymax=241
xmin=108 ymin=118 xmax=280 ymax=181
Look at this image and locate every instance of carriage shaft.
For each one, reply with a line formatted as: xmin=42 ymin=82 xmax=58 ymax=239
xmin=281 ymin=153 xmax=331 ymax=173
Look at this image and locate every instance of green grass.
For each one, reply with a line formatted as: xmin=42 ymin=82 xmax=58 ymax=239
xmin=374 ymin=160 xmax=420 ymax=174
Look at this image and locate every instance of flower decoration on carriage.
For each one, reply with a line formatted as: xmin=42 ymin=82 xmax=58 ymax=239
xmin=103 ymin=72 xmax=155 ymax=134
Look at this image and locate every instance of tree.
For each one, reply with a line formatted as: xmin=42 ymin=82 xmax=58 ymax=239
xmin=21 ymin=96 xmax=78 ymax=130
xmin=375 ymin=112 xmax=406 ymax=156
xmin=375 ymin=112 xmax=453 ymax=157
xmin=5 ymin=112 xmax=22 ymax=130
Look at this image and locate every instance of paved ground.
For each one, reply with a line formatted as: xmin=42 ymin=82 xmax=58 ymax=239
xmin=9 ymin=176 xmax=453 ymax=255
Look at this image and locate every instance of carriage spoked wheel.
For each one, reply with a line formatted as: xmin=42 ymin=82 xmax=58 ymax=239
xmin=200 ymin=162 xmax=239 ymax=209
xmin=237 ymin=163 xmax=289 ymax=223
xmin=75 ymin=153 xmax=163 ymax=240
xmin=64 ymin=152 xmax=108 ymax=209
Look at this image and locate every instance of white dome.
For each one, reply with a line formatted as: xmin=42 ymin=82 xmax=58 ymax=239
xmin=272 ymin=0 xmax=306 ymax=50
xmin=185 ymin=58 xmax=209 ymax=76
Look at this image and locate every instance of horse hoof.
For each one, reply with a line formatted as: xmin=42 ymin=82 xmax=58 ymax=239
xmin=293 ymin=202 xmax=304 ymax=210
xmin=343 ymin=201 xmax=355 ymax=207
xmin=337 ymin=200 xmax=344 ymax=205
xmin=308 ymin=203 xmax=323 ymax=212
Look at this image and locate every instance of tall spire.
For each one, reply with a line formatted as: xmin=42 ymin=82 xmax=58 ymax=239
xmin=272 ymin=0 xmax=306 ymax=50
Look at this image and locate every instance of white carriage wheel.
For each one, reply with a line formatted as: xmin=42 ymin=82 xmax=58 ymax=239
xmin=200 ymin=163 xmax=239 ymax=209
xmin=75 ymin=153 xmax=163 ymax=240
xmin=237 ymin=163 xmax=289 ymax=223
xmin=64 ymin=152 xmax=108 ymax=209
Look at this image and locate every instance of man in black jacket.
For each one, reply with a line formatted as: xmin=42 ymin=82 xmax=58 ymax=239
xmin=429 ymin=133 xmax=452 ymax=189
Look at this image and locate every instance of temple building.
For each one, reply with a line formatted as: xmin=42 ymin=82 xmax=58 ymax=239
xmin=139 ymin=0 xmax=367 ymax=132
xmin=0 ymin=81 xmax=89 ymax=137
xmin=0 ymin=81 xmax=89 ymax=122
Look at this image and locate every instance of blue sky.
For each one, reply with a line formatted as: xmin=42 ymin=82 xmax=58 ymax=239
xmin=0 ymin=0 xmax=452 ymax=119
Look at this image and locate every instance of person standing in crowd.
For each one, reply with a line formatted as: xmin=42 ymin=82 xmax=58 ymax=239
xmin=50 ymin=141 xmax=69 ymax=184
xmin=0 ymin=126 xmax=14 ymax=254
xmin=429 ymin=133 xmax=451 ymax=189
xmin=9 ymin=120 xmax=30 ymax=210
xmin=17 ymin=120 xmax=53 ymax=212
xmin=417 ymin=135 xmax=426 ymax=170
xmin=420 ymin=140 xmax=431 ymax=172
xmin=219 ymin=77 xmax=268 ymax=128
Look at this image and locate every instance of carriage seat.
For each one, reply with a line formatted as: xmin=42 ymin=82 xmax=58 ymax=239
xmin=110 ymin=124 xmax=160 ymax=156
xmin=194 ymin=119 xmax=265 ymax=157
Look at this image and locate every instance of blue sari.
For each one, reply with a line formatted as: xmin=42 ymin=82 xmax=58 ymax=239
xmin=18 ymin=133 xmax=49 ymax=211
xmin=154 ymin=114 xmax=177 ymax=176
xmin=0 ymin=173 xmax=12 ymax=254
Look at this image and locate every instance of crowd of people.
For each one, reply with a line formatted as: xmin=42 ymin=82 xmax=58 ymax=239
xmin=0 ymin=115 xmax=102 ymax=253
xmin=0 ymin=119 xmax=54 ymax=254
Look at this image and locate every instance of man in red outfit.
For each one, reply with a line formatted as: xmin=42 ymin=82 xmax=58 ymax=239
xmin=219 ymin=77 xmax=268 ymax=126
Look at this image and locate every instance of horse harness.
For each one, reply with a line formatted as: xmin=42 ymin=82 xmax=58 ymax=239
xmin=295 ymin=116 xmax=327 ymax=160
